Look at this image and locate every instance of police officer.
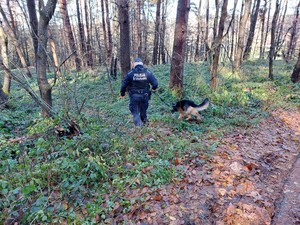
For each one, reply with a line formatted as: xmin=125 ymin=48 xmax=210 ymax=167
xmin=120 ymin=58 xmax=158 ymax=126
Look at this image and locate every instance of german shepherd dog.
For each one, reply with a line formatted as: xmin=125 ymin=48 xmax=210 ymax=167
xmin=171 ymin=98 xmax=209 ymax=121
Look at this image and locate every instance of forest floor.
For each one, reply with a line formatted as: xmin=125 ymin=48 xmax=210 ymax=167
xmin=113 ymin=108 xmax=300 ymax=224
xmin=2 ymin=62 xmax=300 ymax=224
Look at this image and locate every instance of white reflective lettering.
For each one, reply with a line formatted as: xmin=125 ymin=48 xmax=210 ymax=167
xmin=133 ymin=73 xmax=147 ymax=81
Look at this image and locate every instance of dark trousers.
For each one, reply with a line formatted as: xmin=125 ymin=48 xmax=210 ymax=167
xmin=129 ymin=93 xmax=149 ymax=126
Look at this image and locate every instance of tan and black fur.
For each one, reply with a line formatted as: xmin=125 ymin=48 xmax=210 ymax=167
xmin=171 ymin=98 xmax=209 ymax=121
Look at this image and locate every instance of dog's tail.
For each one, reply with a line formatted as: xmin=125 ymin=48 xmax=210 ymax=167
xmin=195 ymin=98 xmax=209 ymax=111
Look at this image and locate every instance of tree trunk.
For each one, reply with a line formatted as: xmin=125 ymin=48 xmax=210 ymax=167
xmin=229 ymin=0 xmax=239 ymax=62
xmin=6 ymin=0 xmax=17 ymax=30
xmin=160 ymin=0 xmax=167 ymax=64
xmin=84 ymin=0 xmax=93 ymax=68
xmin=274 ymin=0 xmax=288 ymax=60
xmin=194 ymin=0 xmax=202 ymax=62
xmin=6 ymin=0 xmax=23 ymax=68
xmin=118 ymin=0 xmax=131 ymax=79
xmin=269 ymin=0 xmax=280 ymax=80
xmin=49 ymin=31 xmax=60 ymax=77
xmin=0 ymin=3 xmax=32 ymax=78
xmin=105 ymin=0 xmax=113 ymax=67
xmin=169 ymin=0 xmax=190 ymax=92
xmin=152 ymin=0 xmax=161 ymax=65
xmin=213 ymin=0 xmax=220 ymax=42
xmin=26 ymin=0 xmax=38 ymax=63
xmin=76 ymin=0 xmax=87 ymax=67
xmin=234 ymin=0 xmax=251 ymax=71
xmin=0 ymin=80 xmax=8 ymax=108
xmin=243 ymin=0 xmax=261 ymax=60
xmin=211 ymin=0 xmax=228 ymax=90
xmin=262 ymin=0 xmax=271 ymax=59
xmin=36 ymin=0 xmax=58 ymax=118
xmin=291 ymin=50 xmax=300 ymax=83
xmin=143 ymin=1 xmax=150 ymax=64
xmin=204 ymin=0 xmax=210 ymax=61
xmin=59 ymin=0 xmax=81 ymax=71
xmin=285 ymin=1 xmax=300 ymax=62
xmin=137 ymin=0 xmax=142 ymax=57
xmin=101 ymin=0 xmax=108 ymax=64
xmin=95 ymin=23 xmax=103 ymax=66
xmin=0 ymin=58 xmax=54 ymax=115
xmin=113 ymin=56 xmax=118 ymax=78
xmin=0 ymin=21 xmax=11 ymax=95
xmin=259 ymin=0 xmax=267 ymax=59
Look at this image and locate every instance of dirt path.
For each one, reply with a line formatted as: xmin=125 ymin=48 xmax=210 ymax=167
xmin=273 ymin=154 xmax=300 ymax=225
xmin=114 ymin=109 xmax=300 ymax=224
xmin=272 ymin=109 xmax=300 ymax=225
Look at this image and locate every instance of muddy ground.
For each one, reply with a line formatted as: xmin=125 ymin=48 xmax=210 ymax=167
xmin=110 ymin=108 xmax=300 ymax=225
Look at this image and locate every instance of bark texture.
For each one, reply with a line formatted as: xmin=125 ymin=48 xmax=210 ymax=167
xmin=119 ymin=0 xmax=131 ymax=79
xmin=169 ymin=0 xmax=190 ymax=91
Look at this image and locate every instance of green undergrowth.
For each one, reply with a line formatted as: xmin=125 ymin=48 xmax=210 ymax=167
xmin=0 ymin=60 xmax=299 ymax=223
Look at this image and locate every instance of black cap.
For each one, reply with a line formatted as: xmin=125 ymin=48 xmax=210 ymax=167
xmin=134 ymin=58 xmax=143 ymax=66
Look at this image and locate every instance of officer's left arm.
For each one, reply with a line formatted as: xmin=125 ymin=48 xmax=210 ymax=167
xmin=148 ymin=72 xmax=158 ymax=90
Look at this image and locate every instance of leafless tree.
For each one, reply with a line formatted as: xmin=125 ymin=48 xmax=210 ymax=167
xmin=169 ymin=0 xmax=190 ymax=92
xmin=152 ymin=0 xmax=161 ymax=65
xmin=60 ymin=0 xmax=81 ymax=71
xmin=105 ymin=0 xmax=113 ymax=67
xmin=229 ymin=0 xmax=239 ymax=62
xmin=211 ymin=0 xmax=228 ymax=90
xmin=213 ymin=0 xmax=220 ymax=42
xmin=118 ymin=0 xmax=131 ymax=79
xmin=26 ymin=0 xmax=38 ymax=61
xmin=243 ymin=0 xmax=261 ymax=60
xmin=234 ymin=0 xmax=252 ymax=71
xmin=269 ymin=0 xmax=281 ymax=80
xmin=194 ymin=0 xmax=202 ymax=62
xmin=36 ymin=0 xmax=58 ymax=117
xmin=204 ymin=0 xmax=210 ymax=61
xmin=84 ymin=0 xmax=93 ymax=68
xmin=0 ymin=80 xmax=8 ymax=107
xmin=262 ymin=0 xmax=272 ymax=59
xmin=160 ymin=0 xmax=167 ymax=64
xmin=76 ymin=0 xmax=87 ymax=67
xmin=0 ymin=21 xmax=11 ymax=95
xmin=274 ymin=0 xmax=288 ymax=59
xmin=291 ymin=50 xmax=300 ymax=83
xmin=284 ymin=0 xmax=300 ymax=62
xmin=259 ymin=0 xmax=267 ymax=59
xmin=101 ymin=0 xmax=109 ymax=63
xmin=0 ymin=3 xmax=32 ymax=77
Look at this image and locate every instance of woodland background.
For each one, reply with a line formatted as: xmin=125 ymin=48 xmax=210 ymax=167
xmin=0 ymin=0 xmax=300 ymax=224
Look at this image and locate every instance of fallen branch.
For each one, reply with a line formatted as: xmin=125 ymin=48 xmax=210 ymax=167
xmin=0 ymin=58 xmax=55 ymax=115
xmin=9 ymin=134 xmax=42 ymax=144
xmin=0 ymin=56 xmax=82 ymax=137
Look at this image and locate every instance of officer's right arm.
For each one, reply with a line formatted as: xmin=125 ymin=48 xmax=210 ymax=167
xmin=149 ymin=73 xmax=158 ymax=90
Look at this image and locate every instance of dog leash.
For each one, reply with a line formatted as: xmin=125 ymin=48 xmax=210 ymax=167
xmin=152 ymin=91 xmax=172 ymax=107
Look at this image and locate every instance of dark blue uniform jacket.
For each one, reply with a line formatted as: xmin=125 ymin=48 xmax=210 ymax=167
xmin=120 ymin=65 xmax=158 ymax=96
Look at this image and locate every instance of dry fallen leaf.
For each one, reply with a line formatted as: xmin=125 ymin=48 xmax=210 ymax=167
xmin=245 ymin=163 xmax=255 ymax=171
xmin=153 ymin=195 xmax=162 ymax=201
xmin=94 ymin=214 xmax=100 ymax=222
xmin=148 ymin=149 xmax=156 ymax=155
xmin=166 ymin=214 xmax=176 ymax=221
xmin=142 ymin=166 xmax=154 ymax=173
xmin=81 ymin=207 xmax=87 ymax=215
xmin=175 ymin=158 xmax=182 ymax=165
